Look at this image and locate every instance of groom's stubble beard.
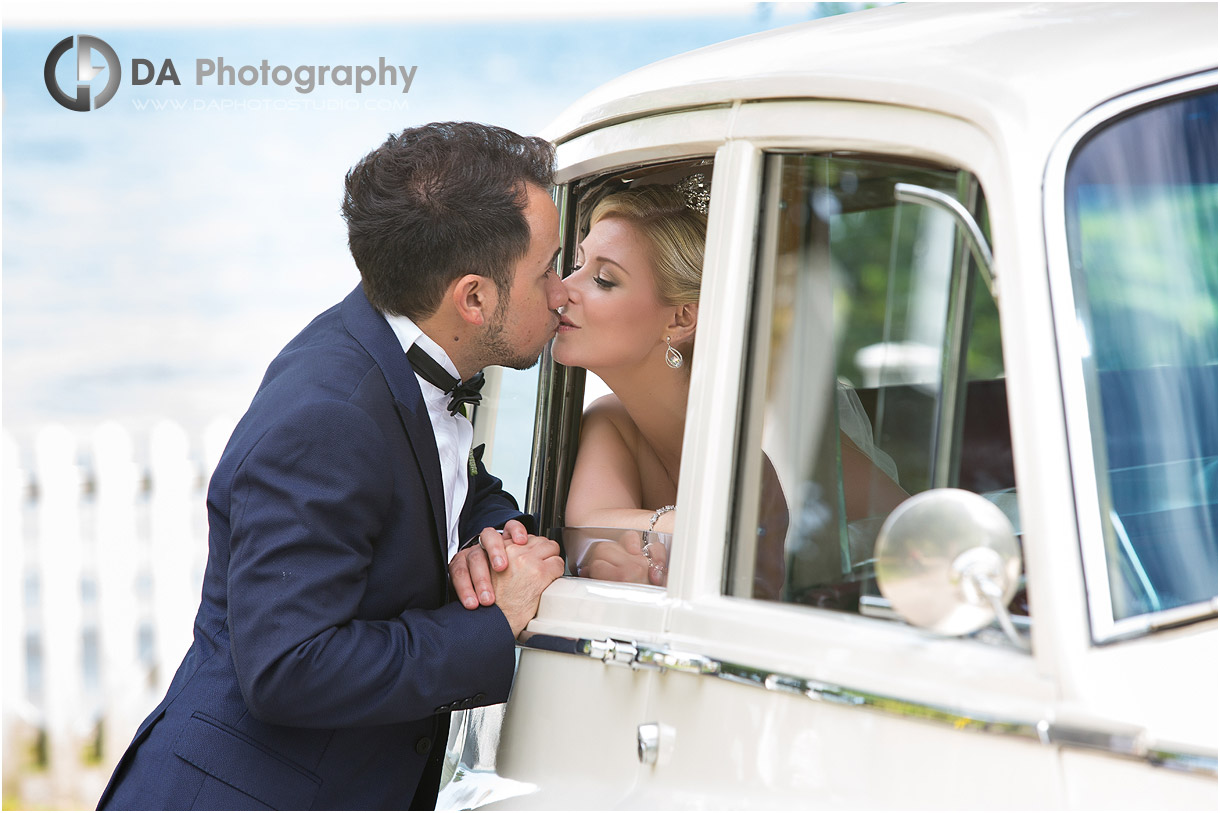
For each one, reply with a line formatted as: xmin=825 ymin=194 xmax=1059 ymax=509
xmin=476 ymin=297 xmax=545 ymax=372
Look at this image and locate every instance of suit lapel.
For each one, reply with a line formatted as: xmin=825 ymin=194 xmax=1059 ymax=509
xmin=340 ymin=285 xmax=449 ymax=560
xmin=394 ymin=401 xmax=450 ymax=562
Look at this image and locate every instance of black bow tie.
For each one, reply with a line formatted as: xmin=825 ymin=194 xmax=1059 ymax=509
xmin=406 ymin=344 xmax=485 ymax=416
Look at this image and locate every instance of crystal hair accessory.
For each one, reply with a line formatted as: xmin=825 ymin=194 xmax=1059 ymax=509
xmin=675 ymin=173 xmax=710 ymax=215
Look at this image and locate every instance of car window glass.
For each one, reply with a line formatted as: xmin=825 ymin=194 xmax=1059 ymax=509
xmin=730 ymin=153 xmax=1023 ymax=634
xmin=1064 ymin=89 xmax=1218 ymax=622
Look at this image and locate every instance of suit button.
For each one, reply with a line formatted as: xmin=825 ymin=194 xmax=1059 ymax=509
xmin=474 ymin=693 xmax=485 ymax=703
xmin=415 ymin=737 xmax=432 ymax=755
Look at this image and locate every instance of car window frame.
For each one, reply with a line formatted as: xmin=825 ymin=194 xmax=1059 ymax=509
xmin=525 ymin=98 xmax=1063 ymax=717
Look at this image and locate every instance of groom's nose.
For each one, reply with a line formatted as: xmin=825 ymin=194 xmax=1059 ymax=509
xmin=547 ymin=273 xmax=569 ymax=310
xmin=559 ymin=272 xmax=580 ymax=304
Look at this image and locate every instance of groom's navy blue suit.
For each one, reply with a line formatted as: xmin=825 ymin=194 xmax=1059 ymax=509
xmin=99 ymin=284 xmax=526 ymax=810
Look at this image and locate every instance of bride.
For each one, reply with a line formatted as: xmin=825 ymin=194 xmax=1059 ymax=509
xmin=547 ymin=183 xmax=731 ymax=587
xmin=554 ymin=186 xmax=701 ymax=531
xmin=450 ymin=179 xmax=904 ymax=604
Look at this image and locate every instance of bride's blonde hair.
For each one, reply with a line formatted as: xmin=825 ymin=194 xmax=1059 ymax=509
xmin=588 ymin=185 xmax=706 ymax=307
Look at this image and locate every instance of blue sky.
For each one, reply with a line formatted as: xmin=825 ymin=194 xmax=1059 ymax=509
xmin=2 ymin=3 xmax=868 ymax=448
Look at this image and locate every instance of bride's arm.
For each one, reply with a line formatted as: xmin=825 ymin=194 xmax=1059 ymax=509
xmin=565 ymin=402 xmax=676 ymax=534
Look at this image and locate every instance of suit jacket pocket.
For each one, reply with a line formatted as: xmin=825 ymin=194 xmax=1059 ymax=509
xmin=173 ymin=712 xmax=322 ymax=810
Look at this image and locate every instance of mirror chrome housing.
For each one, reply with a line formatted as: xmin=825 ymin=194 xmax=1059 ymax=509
xmin=874 ymin=489 xmax=1024 ymax=642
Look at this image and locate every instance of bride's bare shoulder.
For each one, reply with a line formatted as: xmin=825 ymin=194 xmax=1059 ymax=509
xmin=584 ymin=392 xmax=626 ymax=416
xmin=581 ymin=394 xmax=639 ymax=439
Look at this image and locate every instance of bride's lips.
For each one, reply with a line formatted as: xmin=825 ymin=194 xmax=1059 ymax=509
xmin=557 ymin=315 xmax=578 ymax=333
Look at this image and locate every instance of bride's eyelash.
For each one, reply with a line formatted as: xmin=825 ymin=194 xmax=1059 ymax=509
xmin=593 ymin=276 xmax=615 ymax=289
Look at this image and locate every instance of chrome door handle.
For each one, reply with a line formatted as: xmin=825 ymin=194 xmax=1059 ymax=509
xmin=637 ymin=722 xmax=660 ymax=765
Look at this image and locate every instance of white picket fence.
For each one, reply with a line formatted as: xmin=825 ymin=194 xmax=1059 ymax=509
xmin=2 ymin=418 xmax=234 ymax=810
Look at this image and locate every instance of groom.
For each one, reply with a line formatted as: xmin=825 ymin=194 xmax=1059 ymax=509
xmin=98 ymin=122 xmax=567 ymax=810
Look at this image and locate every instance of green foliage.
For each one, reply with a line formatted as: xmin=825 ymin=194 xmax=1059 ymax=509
xmin=800 ymin=155 xmax=1004 ymax=385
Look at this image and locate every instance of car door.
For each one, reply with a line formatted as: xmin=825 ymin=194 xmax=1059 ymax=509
xmin=612 ymin=104 xmax=1063 ymax=809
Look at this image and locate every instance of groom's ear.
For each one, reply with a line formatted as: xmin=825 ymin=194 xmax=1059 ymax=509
xmin=667 ymin=302 xmax=698 ymax=344
xmin=451 ymin=274 xmax=497 ymax=326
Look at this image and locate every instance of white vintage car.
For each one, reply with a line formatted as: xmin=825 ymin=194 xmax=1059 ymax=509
xmin=442 ymin=3 xmax=1218 ymax=809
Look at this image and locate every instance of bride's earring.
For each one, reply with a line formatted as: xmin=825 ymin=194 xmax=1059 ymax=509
xmin=665 ymin=336 xmax=684 ymax=369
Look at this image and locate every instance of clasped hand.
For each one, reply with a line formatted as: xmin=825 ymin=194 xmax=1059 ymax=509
xmin=450 ymin=520 xmax=563 ymax=637
xmin=451 ymin=526 xmax=668 ymax=616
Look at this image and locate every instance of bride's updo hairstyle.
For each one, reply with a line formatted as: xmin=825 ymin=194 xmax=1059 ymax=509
xmin=587 ymin=184 xmax=707 ymax=309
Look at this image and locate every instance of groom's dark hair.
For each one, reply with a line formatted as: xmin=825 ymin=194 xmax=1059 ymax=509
xmin=342 ymin=121 xmax=555 ymax=320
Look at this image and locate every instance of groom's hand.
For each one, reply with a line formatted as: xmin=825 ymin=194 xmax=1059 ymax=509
xmin=491 ymin=534 xmax=564 ymax=637
xmin=449 ymin=519 xmax=531 ymax=609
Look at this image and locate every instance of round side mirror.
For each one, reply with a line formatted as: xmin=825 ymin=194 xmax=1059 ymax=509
xmin=874 ymin=488 xmax=1021 ymax=637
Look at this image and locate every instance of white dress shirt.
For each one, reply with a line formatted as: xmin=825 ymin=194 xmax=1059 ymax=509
xmin=383 ymin=313 xmax=473 ymax=563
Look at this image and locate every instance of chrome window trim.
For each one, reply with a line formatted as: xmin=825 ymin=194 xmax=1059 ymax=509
xmin=893 ymin=181 xmax=995 ymax=298
xmin=925 ymin=174 xmax=988 ymax=490
xmin=1042 ymin=70 xmax=1219 ymax=644
xmin=525 ymin=184 xmax=585 ymax=525
xmin=518 ymin=631 xmax=1218 ymax=778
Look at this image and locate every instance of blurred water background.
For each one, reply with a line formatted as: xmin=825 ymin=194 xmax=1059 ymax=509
xmin=2 ymin=2 xmax=875 ymax=808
